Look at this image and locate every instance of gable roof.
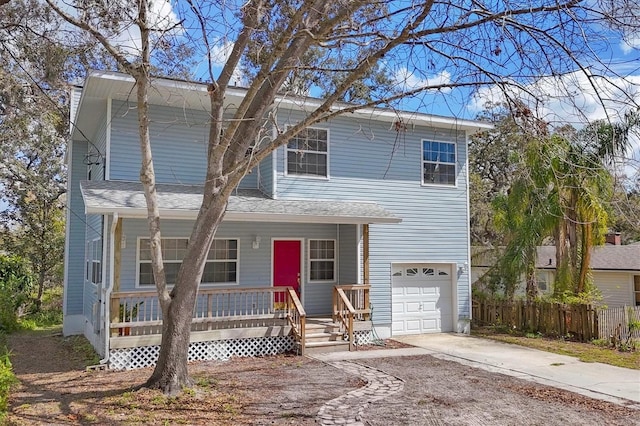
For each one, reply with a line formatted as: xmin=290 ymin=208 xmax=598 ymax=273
xmin=472 ymin=245 xmax=640 ymax=272
xmin=72 ymin=70 xmax=493 ymax=142
xmin=80 ymin=180 xmax=401 ymax=225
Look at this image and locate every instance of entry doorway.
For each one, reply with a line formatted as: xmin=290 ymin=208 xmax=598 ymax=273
xmin=273 ymin=240 xmax=302 ymax=307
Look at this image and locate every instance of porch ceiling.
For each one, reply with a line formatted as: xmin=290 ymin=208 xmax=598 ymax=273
xmin=80 ymin=180 xmax=402 ymax=224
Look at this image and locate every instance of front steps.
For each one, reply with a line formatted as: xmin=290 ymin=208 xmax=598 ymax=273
xmin=304 ymin=317 xmax=350 ymax=354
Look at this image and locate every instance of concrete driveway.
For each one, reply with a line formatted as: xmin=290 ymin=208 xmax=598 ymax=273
xmin=312 ymin=333 xmax=640 ymax=409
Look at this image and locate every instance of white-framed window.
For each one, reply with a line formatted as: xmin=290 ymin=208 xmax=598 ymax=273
xmin=308 ymin=239 xmax=336 ymax=282
xmin=422 ymin=140 xmax=456 ymax=185
xmin=286 ymin=127 xmax=329 ymax=177
xmin=634 ymin=275 xmax=640 ymax=306
xmin=137 ymin=238 xmax=238 ymax=286
xmin=86 ymin=239 xmax=102 ymax=286
xmin=536 ymin=271 xmax=550 ymax=292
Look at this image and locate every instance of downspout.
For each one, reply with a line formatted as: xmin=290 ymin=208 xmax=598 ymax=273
xmin=100 ymin=212 xmax=118 ymax=365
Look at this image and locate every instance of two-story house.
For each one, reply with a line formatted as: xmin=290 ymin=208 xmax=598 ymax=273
xmin=63 ymin=70 xmax=491 ymax=369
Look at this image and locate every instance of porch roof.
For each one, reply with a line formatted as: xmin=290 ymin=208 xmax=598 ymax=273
xmin=80 ymin=180 xmax=402 ymax=224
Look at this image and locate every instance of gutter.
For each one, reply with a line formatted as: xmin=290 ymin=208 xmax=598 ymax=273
xmin=99 ymin=212 xmax=118 ymax=365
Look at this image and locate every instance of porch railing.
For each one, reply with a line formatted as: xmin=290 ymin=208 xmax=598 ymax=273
xmin=110 ymin=287 xmax=306 ymax=345
xmin=332 ymin=284 xmax=371 ymax=351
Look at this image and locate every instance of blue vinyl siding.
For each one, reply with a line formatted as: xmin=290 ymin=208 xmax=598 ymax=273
xmin=108 ymin=100 xmax=260 ymax=189
xmin=84 ymin=214 xmax=103 ymax=325
xmin=87 ymin=116 xmax=107 ymax=181
xmin=338 ymin=225 xmax=358 ymax=284
xmin=258 ymin=151 xmax=274 ymax=196
xmin=64 ymin=140 xmax=88 ymax=315
xmin=118 ymin=219 xmax=342 ymax=315
xmin=275 ymin=114 xmax=471 ymax=326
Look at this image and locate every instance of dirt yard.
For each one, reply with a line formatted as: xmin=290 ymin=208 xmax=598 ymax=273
xmin=5 ymin=331 xmax=639 ymax=425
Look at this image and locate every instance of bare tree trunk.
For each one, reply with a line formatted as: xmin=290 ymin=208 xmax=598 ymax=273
xmin=577 ymin=223 xmax=592 ymax=294
xmin=145 ymin=195 xmax=229 ymax=394
xmin=525 ymin=268 xmax=537 ymax=302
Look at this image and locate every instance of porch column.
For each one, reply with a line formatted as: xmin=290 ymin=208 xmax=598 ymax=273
xmin=110 ymin=217 xmax=123 ymax=337
xmin=363 ymin=224 xmax=369 ymax=284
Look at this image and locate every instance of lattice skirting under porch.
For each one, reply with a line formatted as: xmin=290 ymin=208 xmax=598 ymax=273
xmin=109 ymin=336 xmax=295 ymax=370
xmin=353 ymin=330 xmax=373 ymax=346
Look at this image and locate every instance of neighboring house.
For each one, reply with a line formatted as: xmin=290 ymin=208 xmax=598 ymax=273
xmin=471 ymin=240 xmax=640 ymax=307
xmin=63 ymin=70 xmax=491 ymax=369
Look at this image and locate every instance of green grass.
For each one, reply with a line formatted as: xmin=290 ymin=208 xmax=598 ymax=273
xmin=473 ymin=328 xmax=640 ymax=370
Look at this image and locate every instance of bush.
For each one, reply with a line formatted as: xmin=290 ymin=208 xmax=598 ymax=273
xmin=0 ymin=255 xmax=34 ymax=332
xmin=0 ymin=335 xmax=18 ymax=421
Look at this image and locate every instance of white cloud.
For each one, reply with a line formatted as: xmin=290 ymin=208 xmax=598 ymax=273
xmin=393 ymin=68 xmax=452 ymax=93
xmin=621 ymin=32 xmax=640 ymax=54
xmin=469 ymin=70 xmax=640 ymax=175
xmin=97 ymin=0 xmax=182 ymax=57
xmin=204 ymin=40 xmax=245 ymax=86
xmin=469 ymin=71 xmax=640 ymax=126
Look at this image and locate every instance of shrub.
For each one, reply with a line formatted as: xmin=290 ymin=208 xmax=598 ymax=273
xmin=0 ymin=335 xmax=18 ymax=421
xmin=0 ymin=255 xmax=34 ymax=332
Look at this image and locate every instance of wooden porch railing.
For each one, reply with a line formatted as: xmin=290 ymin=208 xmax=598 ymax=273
xmin=332 ymin=285 xmax=371 ymax=351
xmin=286 ymin=288 xmax=306 ymax=355
xmin=110 ymin=287 xmax=306 ymax=347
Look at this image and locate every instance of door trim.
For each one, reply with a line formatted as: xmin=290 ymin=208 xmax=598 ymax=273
xmin=271 ymin=238 xmax=305 ymax=306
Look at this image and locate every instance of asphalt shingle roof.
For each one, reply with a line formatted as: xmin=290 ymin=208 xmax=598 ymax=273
xmin=80 ymin=180 xmax=401 ymax=224
xmin=472 ymin=245 xmax=640 ymax=271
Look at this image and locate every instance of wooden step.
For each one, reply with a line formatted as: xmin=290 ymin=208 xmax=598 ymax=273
xmin=304 ymin=340 xmax=350 ymax=355
xmin=305 ymin=331 xmax=344 ymax=342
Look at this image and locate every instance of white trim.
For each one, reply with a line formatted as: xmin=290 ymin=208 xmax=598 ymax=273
xmin=135 ymin=236 xmax=240 ymax=288
xmin=105 ymin=98 xmax=111 ymax=179
xmin=420 ymin=139 xmax=457 ymax=187
xmin=272 ymin=123 xmax=278 ymax=199
xmin=101 ymin=218 xmax=108 ymax=289
xmin=307 ymin=239 xmax=338 ymax=283
xmin=336 ymin=224 xmax=340 ymax=285
xmin=271 ymin=238 xmax=305 ymax=306
xmin=62 ymin=139 xmax=73 ymax=320
xmin=464 ymin=132 xmax=472 ymax=322
xmin=356 ymin=225 xmax=362 ymax=284
xmin=284 ymin=126 xmax=330 ymax=179
xmin=88 ymin=237 xmax=103 ymax=287
xmin=84 ymin=207 xmax=401 ymax=224
xmin=100 ymin=212 xmax=118 ymax=364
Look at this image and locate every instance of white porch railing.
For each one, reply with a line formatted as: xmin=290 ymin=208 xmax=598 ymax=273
xmin=110 ymin=287 xmax=306 ymax=345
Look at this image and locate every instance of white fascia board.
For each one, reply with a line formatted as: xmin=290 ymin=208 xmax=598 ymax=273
xmin=84 ymin=206 xmax=401 ymax=224
xmin=272 ymin=96 xmax=493 ymax=132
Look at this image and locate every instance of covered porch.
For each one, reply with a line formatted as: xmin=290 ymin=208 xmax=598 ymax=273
xmin=80 ymin=180 xmax=398 ymax=368
xmin=108 ymin=284 xmax=371 ymax=369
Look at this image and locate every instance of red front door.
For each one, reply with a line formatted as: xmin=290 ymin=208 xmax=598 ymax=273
xmin=273 ymin=240 xmax=301 ymax=306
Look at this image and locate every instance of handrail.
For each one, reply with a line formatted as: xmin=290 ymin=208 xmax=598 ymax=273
xmin=334 ymin=284 xmax=371 ymax=320
xmin=333 ymin=287 xmax=356 ymax=351
xmin=286 ymin=288 xmax=306 ymax=355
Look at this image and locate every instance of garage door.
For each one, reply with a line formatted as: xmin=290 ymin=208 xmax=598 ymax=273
xmin=392 ymin=264 xmax=454 ymax=335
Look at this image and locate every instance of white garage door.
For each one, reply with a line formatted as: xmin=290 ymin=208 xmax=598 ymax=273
xmin=392 ymin=264 xmax=454 ymax=335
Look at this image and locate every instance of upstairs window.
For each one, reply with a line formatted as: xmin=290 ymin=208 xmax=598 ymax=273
xmin=422 ymin=141 xmax=456 ymax=186
xmin=286 ymin=127 xmax=329 ymax=177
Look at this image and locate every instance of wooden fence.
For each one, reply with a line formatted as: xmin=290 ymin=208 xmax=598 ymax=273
xmin=597 ymin=306 xmax=640 ymax=342
xmin=472 ymin=300 xmax=598 ymax=341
